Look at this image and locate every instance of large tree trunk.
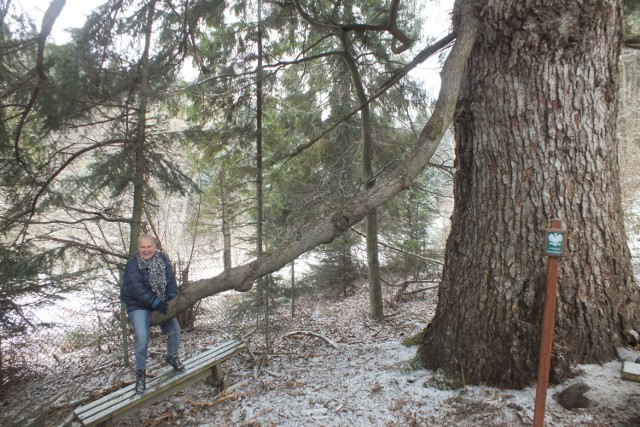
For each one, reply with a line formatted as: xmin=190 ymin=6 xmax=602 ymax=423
xmin=420 ymin=0 xmax=640 ymax=388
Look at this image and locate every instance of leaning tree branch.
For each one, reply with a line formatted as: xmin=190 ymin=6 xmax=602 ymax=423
xmin=37 ymin=0 xmax=65 ymax=78
xmin=387 ymin=0 xmax=413 ymax=53
xmin=151 ymin=3 xmax=478 ymax=325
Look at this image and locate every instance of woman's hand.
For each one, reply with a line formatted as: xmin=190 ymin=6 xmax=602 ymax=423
xmin=156 ymin=300 xmax=169 ymax=314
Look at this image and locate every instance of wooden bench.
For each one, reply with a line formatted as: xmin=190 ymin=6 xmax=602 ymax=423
xmin=73 ymin=340 xmax=247 ymax=426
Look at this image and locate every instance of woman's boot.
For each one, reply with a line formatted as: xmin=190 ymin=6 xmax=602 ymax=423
xmin=135 ymin=369 xmax=146 ymax=394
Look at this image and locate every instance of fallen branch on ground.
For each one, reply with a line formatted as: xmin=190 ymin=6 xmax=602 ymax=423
xmin=143 ymin=410 xmax=173 ymax=427
xmin=282 ymin=330 xmax=340 ymax=350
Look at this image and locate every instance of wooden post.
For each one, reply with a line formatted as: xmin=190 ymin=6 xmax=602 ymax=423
xmin=533 ymin=219 xmax=566 ymax=427
xmin=205 ymin=364 xmax=225 ymax=390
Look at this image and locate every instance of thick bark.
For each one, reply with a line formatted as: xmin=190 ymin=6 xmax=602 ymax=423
xmin=150 ymin=4 xmax=478 ymax=325
xmin=421 ymin=0 xmax=640 ymax=388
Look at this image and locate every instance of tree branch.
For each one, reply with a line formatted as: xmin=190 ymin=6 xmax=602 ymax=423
xmin=293 ymin=0 xmax=414 ymax=52
xmin=11 ymin=139 xmax=129 ymax=243
xmin=271 ymin=31 xmax=456 ymax=166
xmin=151 ymin=4 xmax=477 ymax=325
xmin=351 ymin=228 xmax=445 ymax=266
xmin=291 ymin=0 xmax=341 ymax=35
xmin=282 ymin=330 xmax=340 ymax=349
xmin=61 ymin=205 xmax=135 ymax=223
xmin=34 ymin=236 xmax=129 ymax=260
xmin=14 ymin=0 xmax=66 ymax=170
xmin=624 ymin=35 xmax=640 ymax=49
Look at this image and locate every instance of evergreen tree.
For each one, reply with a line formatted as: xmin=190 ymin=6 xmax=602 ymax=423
xmin=0 ymin=0 xmax=200 ymax=368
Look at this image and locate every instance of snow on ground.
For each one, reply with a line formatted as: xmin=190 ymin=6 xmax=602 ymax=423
xmin=2 ymin=285 xmax=640 ymax=426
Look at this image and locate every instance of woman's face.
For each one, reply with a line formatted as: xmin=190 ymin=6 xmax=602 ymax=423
xmin=138 ymin=238 xmax=157 ymax=260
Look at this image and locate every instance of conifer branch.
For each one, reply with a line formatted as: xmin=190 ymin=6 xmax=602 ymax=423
xmin=35 ymin=236 xmax=129 ymax=260
xmin=14 ymin=0 xmax=66 ymax=173
xmin=270 ymin=32 xmax=456 ymax=167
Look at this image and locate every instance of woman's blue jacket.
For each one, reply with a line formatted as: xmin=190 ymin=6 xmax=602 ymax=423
xmin=120 ymin=252 xmax=178 ymax=313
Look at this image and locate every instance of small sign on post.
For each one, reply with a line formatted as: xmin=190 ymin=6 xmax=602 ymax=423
xmin=544 ymin=229 xmax=566 ymax=257
xmin=534 ymin=219 xmax=566 ymax=427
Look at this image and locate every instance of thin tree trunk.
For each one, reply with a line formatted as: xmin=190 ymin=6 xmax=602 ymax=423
xmin=176 ymin=191 xmax=203 ymax=329
xmin=128 ymin=0 xmax=154 ymax=251
xmin=0 ymin=335 xmax=4 ymax=388
xmin=255 ymin=0 xmax=264 ymax=260
xmin=219 ymin=167 xmax=232 ymax=271
xmin=255 ymin=0 xmax=266 ymax=305
xmin=420 ymin=0 xmax=640 ymax=388
xmin=340 ymin=33 xmax=383 ymax=320
xmin=256 ymin=0 xmax=272 ymax=355
xmin=122 ymin=0 xmax=156 ymax=367
xmin=291 ymin=260 xmax=295 ymax=318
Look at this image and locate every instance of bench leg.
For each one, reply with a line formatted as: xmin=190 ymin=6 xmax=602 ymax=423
xmin=205 ymin=364 xmax=225 ymax=391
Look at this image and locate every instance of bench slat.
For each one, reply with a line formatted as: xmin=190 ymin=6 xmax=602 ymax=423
xmin=75 ymin=340 xmax=242 ymax=415
xmin=74 ymin=340 xmax=246 ymax=426
xmin=75 ymin=340 xmax=242 ymax=416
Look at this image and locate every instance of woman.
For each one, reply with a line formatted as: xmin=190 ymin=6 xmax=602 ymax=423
xmin=121 ymin=234 xmax=185 ymax=394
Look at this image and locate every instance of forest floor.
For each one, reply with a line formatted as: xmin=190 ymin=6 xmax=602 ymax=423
xmin=3 ymin=283 xmax=640 ymax=427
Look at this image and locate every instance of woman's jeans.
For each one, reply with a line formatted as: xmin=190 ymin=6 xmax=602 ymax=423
xmin=128 ymin=309 xmax=180 ymax=371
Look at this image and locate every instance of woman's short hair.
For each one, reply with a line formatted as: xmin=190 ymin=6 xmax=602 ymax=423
xmin=138 ymin=233 xmax=157 ymax=246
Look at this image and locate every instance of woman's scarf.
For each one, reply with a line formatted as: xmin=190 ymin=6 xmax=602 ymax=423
xmin=136 ymin=251 xmax=167 ymax=300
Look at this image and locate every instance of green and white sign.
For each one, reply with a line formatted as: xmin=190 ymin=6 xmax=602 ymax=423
xmin=545 ymin=230 xmax=566 ymax=257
